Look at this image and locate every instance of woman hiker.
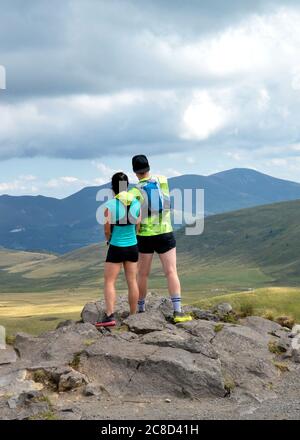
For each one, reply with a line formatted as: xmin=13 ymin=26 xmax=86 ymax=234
xmin=96 ymin=172 xmax=141 ymax=327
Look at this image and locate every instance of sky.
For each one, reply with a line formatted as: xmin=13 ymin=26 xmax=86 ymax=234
xmin=1 ymin=0 xmax=300 ymax=198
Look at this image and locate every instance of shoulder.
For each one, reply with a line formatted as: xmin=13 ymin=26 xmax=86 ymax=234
xmin=155 ymin=175 xmax=168 ymax=184
xmin=129 ymin=186 xmax=143 ymax=200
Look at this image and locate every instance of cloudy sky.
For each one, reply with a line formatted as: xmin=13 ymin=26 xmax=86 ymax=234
xmin=1 ymin=0 xmax=300 ymax=197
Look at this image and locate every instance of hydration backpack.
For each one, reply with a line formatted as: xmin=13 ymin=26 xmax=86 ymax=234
xmin=137 ymin=177 xmax=170 ymax=215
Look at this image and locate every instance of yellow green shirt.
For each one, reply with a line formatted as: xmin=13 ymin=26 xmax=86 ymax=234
xmin=129 ymin=175 xmax=173 ymax=237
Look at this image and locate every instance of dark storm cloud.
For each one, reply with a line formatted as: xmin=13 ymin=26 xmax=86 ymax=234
xmin=1 ymin=0 xmax=300 ymax=161
xmin=1 ymin=0 xmax=297 ymax=99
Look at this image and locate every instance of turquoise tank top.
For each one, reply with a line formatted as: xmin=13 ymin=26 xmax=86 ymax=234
xmin=105 ymin=196 xmax=140 ymax=247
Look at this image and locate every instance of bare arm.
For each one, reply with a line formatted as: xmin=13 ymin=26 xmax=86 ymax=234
xmin=104 ymin=208 xmax=111 ymax=243
xmin=136 ymin=210 xmax=142 ymax=234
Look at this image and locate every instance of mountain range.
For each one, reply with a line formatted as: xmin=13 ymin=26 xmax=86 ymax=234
xmin=1 ymin=168 xmax=300 ymax=253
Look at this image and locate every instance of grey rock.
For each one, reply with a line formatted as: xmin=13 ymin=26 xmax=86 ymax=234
xmin=176 ymin=319 xmax=216 ymax=341
xmin=123 ymin=312 xmax=166 ymax=334
xmin=140 ymin=328 xmax=218 ymax=359
xmin=7 ymin=390 xmax=41 ymax=409
xmin=81 ymin=296 xmax=130 ymax=325
xmin=58 ymin=370 xmax=88 ymax=392
xmin=48 ymin=366 xmax=73 ymax=385
xmin=112 ymin=331 xmax=139 ymax=342
xmin=56 ymin=406 xmax=82 ymax=420
xmin=241 ymin=316 xmax=282 ymax=336
xmin=195 ymin=311 xmax=220 ymax=322
xmin=183 ymin=306 xmax=220 ymax=321
xmin=56 ymin=320 xmax=76 ymax=329
xmin=0 ymin=370 xmax=43 ymax=399
xmin=212 ymin=324 xmax=278 ymax=399
xmin=290 ymin=324 xmax=300 ymax=338
xmin=14 ymin=323 xmax=101 ymax=366
xmin=83 ymin=383 xmax=102 ymax=397
xmin=147 ymin=295 xmax=173 ymax=319
xmin=0 ymin=347 xmax=17 ymax=365
xmin=7 ymin=397 xmax=17 ymax=409
xmin=80 ymin=338 xmax=225 ymax=398
xmin=212 ymin=303 xmax=233 ymax=317
xmin=4 ymin=295 xmax=300 ymax=419
xmin=81 ymin=293 xmax=174 ymax=326
xmin=272 ymin=327 xmax=291 ymax=338
xmin=276 ymin=336 xmax=291 ymax=353
xmin=81 ymin=302 xmax=102 ymax=325
xmin=291 ymin=336 xmax=300 ymax=363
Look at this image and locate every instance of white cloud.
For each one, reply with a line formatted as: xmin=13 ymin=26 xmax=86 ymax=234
xmin=46 ymin=176 xmax=89 ymax=189
xmin=60 ymin=176 xmax=80 ymax=184
xmin=181 ymin=91 xmax=229 ymax=140
xmin=0 ymin=175 xmax=38 ymax=193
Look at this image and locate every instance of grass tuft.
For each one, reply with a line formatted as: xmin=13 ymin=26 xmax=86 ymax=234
xmin=214 ymin=323 xmax=224 ymax=333
xmin=83 ymin=339 xmax=96 ymax=347
xmin=29 ymin=410 xmax=58 ymax=421
xmin=5 ymin=334 xmax=16 ymax=345
xmin=239 ymin=302 xmax=254 ymax=318
xmin=275 ymin=316 xmax=295 ymax=329
xmin=222 ymin=314 xmax=238 ymax=324
xmin=273 ymin=361 xmax=289 ymax=373
xmin=268 ymin=341 xmax=286 ymax=355
xmin=224 ymin=377 xmax=236 ymax=395
xmin=262 ymin=310 xmax=275 ymax=321
xmin=70 ymin=352 xmax=82 ymax=370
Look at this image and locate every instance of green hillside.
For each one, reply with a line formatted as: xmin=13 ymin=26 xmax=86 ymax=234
xmin=1 ymin=199 xmax=300 ymax=294
xmin=176 ymin=199 xmax=300 ymax=286
xmin=1 ymin=199 xmax=300 ymax=334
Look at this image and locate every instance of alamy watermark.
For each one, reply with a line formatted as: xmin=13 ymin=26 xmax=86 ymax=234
xmin=96 ymin=187 xmax=204 ymax=236
xmin=0 ymin=65 xmax=6 ymax=90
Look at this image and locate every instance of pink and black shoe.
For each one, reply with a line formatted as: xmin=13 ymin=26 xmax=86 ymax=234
xmin=95 ymin=313 xmax=116 ymax=328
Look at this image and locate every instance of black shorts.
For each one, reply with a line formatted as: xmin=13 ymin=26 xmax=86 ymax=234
xmin=137 ymin=232 xmax=176 ymax=254
xmin=106 ymin=244 xmax=139 ymax=263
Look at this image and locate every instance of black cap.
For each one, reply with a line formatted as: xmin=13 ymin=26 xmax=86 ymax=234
xmin=132 ymin=155 xmax=150 ymax=173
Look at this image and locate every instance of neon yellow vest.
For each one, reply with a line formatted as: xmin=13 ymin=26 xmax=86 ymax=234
xmin=129 ymin=175 xmax=173 ymax=237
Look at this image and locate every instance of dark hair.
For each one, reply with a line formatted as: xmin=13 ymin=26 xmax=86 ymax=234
xmin=111 ymin=172 xmax=129 ymax=195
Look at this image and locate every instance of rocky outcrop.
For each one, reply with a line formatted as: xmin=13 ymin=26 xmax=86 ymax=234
xmin=290 ymin=324 xmax=300 ymax=363
xmin=81 ymin=337 xmax=224 ymax=398
xmin=1 ymin=294 xmax=299 ymax=420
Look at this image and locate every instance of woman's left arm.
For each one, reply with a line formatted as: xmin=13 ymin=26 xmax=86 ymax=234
xmin=104 ymin=208 xmax=111 ymax=243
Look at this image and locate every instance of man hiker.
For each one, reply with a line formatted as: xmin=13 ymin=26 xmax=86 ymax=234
xmin=130 ymin=154 xmax=192 ymax=323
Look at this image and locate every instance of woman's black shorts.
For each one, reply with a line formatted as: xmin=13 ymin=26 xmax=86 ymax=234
xmin=106 ymin=244 xmax=139 ymax=263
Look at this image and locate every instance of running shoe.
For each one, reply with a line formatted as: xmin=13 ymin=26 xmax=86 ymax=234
xmin=173 ymin=311 xmax=193 ymax=324
xmin=95 ymin=314 xmax=116 ymax=328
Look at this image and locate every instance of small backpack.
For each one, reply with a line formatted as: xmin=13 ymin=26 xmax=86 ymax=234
xmin=137 ymin=177 xmax=170 ymax=216
xmin=110 ymin=194 xmax=137 ymax=236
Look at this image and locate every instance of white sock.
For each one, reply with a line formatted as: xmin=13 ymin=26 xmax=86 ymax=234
xmin=171 ymin=295 xmax=182 ymax=313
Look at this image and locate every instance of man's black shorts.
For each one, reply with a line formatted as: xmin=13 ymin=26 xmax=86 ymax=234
xmin=106 ymin=244 xmax=139 ymax=263
xmin=137 ymin=232 xmax=176 ymax=254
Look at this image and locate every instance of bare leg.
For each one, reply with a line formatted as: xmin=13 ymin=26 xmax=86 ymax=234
xmin=123 ymin=261 xmax=139 ymax=315
xmin=159 ymin=248 xmax=181 ymax=298
xmin=104 ymin=262 xmax=122 ymax=316
xmin=137 ymin=253 xmax=154 ymax=300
